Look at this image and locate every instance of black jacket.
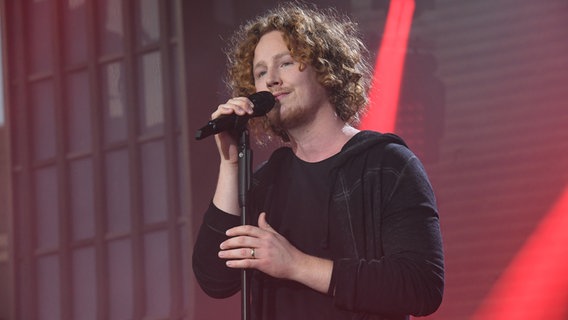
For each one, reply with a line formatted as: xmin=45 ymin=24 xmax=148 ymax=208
xmin=193 ymin=131 xmax=444 ymax=319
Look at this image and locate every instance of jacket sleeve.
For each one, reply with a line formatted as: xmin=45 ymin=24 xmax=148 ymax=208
xmin=192 ymin=202 xmax=242 ymax=298
xmin=330 ymin=145 xmax=445 ymax=316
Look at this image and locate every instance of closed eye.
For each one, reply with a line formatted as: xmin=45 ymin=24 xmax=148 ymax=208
xmin=281 ymin=61 xmax=294 ymax=68
xmin=255 ymin=70 xmax=267 ymax=79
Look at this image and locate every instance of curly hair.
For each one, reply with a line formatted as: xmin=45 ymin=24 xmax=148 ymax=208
xmin=225 ymin=2 xmax=371 ymax=143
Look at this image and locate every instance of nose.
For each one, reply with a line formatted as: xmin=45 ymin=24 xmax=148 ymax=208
xmin=265 ymin=68 xmax=282 ymax=88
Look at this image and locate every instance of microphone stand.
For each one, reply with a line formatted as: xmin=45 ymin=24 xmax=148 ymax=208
xmin=237 ymin=128 xmax=252 ymax=320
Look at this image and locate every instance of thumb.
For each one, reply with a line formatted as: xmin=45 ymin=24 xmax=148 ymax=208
xmin=258 ymin=212 xmax=273 ymax=231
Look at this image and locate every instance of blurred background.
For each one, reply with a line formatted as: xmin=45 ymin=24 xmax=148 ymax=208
xmin=0 ymin=0 xmax=567 ymax=319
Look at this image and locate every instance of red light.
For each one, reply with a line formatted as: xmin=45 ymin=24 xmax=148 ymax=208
xmin=359 ymin=0 xmax=415 ymax=133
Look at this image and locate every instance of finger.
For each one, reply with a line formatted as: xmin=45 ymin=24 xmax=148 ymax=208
xmin=231 ymin=97 xmax=255 ymax=114
xmin=211 ymin=104 xmax=238 ymax=120
xmin=225 ymin=224 xmax=262 ymax=238
xmin=218 ymin=247 xmax=256 ymax=260
xmin=220 ymin=235 xmax=253 ymax=250
xmin=258 ymin=212 xmax=273 ymax=231
xmin=211 ymin=98 xmax=254 ymax=119
xmin=225 ymin=258 xmax=257 ymax=269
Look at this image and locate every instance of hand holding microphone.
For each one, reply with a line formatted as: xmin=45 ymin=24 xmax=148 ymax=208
xmin=195 ymin=91 xmax=275 ymax=140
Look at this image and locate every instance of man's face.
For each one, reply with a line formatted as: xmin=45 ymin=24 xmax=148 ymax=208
xmin=252 ymin=30 xmax=329 ymax=131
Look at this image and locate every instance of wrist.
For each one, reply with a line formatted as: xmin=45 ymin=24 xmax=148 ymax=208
xmin=291 ymin=253 xmax=333 ymax=294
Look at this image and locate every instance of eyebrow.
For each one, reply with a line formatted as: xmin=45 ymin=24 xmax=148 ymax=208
xmin=253 ymin=51 xmax=292 ymax=71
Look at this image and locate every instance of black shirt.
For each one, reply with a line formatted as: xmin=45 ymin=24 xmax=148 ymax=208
xmin=260 ymin=152 xmax=349 ymax=320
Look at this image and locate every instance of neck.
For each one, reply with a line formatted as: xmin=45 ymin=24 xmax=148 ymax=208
xmin=287 ymin=107 xmax=359 ymax=162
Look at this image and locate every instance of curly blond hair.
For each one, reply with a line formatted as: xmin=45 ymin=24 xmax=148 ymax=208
xmin=225 ymin=2 xmax=371 ymax=143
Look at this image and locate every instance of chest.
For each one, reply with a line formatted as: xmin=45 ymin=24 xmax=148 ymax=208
xmin=266 ymin=158 xmax=371 ymax=259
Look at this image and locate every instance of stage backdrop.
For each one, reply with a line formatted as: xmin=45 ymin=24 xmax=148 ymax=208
xmin=1 ymin=1 xmax=567 ymax=320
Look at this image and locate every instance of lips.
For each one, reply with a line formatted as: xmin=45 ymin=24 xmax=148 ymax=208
xmin=272 ymin=91 xmax=289 ymax=101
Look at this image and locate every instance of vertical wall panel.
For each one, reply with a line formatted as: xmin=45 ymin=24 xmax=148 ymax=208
xmin=104 ymin=149 xmax=131 ymax=234
xmin=138 ymin=52 xmax=164 ymax=136
xmin=141 ymin=140 xmax=168 ymax=224
xmin=97 ymin=0 xmax=125 ymax=56
xmin=107 ymin=239 xmax=133 ymax=320
xmin=30 ymin=80 xmax=56 ymax=161
xmin=144 ymin=230 xmax=171 ymax=318
xmin=34 ymin=167 xmax=58 ymax=249
xmin=72 ymin=247 xmax=96 ymax=320
xmin=63 ymin=0 xmax=88 ymax=66
xmin=66 ymin=71 xmax=92 ymax=153
xmin=69 ymin=158 xmax=95 ymax=241
xmin=101 ymin=61 xmax=128 ymax=145
xmin=27 ymin=0 xmax=54 ymax=73
xmin=37 ymin=255 xmax=60 ymax=320
xmin=138 ymin=0 xmax=160 ymax=46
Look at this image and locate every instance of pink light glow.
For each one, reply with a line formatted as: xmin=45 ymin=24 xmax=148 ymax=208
xmin=473 ymin=186 xmax=568 ymax=319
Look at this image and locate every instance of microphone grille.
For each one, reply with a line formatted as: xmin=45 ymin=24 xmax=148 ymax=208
xmin=249 ymin=91 xmax=275 ymax=116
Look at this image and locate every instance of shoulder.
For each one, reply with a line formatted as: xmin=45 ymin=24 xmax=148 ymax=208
xmin=338 ymin=131 xmax=412 ymax=166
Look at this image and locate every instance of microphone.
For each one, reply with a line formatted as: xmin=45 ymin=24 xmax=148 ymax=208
xmin=195 ymin=91 xmax=275 ymax=140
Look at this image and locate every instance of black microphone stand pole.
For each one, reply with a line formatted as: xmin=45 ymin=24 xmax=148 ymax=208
xmin=237 ymin=128 xmax=252 ymax=320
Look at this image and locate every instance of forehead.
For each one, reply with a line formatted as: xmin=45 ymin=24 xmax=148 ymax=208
xmin=253 ymin=31 xmax=289 ymax=64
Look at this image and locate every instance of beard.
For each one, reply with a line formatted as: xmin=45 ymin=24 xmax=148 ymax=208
xmin=267 ymin=101 xmax=318 ymax=135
